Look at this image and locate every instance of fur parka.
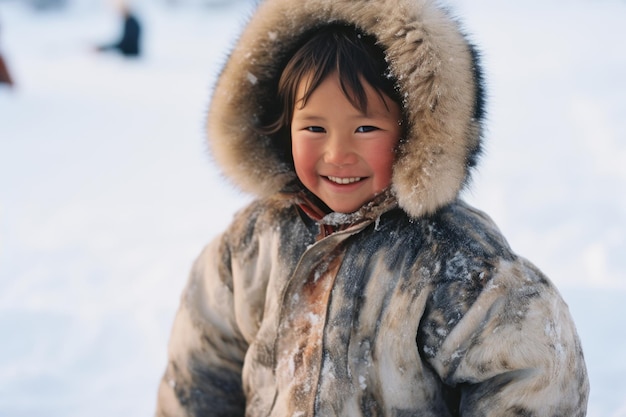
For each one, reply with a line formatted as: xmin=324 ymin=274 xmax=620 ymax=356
xmin=156 ymin=0 xmax=589 ymax=416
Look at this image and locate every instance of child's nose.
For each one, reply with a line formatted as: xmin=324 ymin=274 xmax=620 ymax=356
xmin=323 ymin=135 xmax=357 ymax=166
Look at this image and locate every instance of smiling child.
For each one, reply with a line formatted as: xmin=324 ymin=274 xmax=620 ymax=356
xmin=156 ymin=1 xmax=589 ymax=416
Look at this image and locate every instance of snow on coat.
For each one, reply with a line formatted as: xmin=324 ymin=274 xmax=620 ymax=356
xmin=155 ymin=0 xmax=589 ymax=415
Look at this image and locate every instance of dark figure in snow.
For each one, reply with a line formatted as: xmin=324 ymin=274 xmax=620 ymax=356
xmin=0 ymin=20 xmax=13 ymax=87
xmin=97 ymin=6 xmax=141 ymax=57
xmin=0 ymin=54 xmax=12 ymax=86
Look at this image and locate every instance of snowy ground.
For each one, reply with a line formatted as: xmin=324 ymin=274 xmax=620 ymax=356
xmin=0 ymin=0 xmax=624 ymax=416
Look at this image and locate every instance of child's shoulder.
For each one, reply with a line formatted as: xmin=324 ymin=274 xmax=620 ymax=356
xmin=224 ymin=194 xmax=311 ymax=246
xmin=383 ymin=200 xmax=513 ymax=261
xmin=231 ymin=194 xmax=299 ymax=225
xmin=429 ymin=201 xmax=512 ymax=254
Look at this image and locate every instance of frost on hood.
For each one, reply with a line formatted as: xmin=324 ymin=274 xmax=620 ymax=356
xmin=246 ymin=71 xmax=258 ymax=85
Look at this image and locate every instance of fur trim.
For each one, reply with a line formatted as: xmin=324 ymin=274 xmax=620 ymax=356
xmin=207 ymin=0 xmax=485 ymax=217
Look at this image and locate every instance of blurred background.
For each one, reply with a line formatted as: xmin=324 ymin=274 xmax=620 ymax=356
xmin=0 ymin=0 xmax=624 ymax=415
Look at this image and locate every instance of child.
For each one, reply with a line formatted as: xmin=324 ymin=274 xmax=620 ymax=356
xmin=156 ymin=0 xmax=589 ymax=416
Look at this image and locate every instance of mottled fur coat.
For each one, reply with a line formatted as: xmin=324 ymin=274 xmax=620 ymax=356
xmin=156 ymin=0 xmax=589 ymax=415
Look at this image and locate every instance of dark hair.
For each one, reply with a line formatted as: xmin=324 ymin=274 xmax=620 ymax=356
xmin=258 ymin=24 xmax=403 ymax=163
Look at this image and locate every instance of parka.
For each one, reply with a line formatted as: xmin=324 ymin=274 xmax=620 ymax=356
xmin=155 ymin=0 xmax=590 ymax=416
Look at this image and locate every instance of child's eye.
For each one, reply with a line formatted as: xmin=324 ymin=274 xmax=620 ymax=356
xmin=356 ymin=126 xmax=378 ymax=133
xmin=306 ymin=126 xmax=326 ymax=133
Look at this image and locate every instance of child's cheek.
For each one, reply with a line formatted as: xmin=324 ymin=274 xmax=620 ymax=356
xmin=369 ymin=139 xmax=397 ymax=191
xmin=292 ymin=135 xmax=321 ymax=187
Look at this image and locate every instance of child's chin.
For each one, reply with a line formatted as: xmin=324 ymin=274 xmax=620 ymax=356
xmin=326 ymin=201 xmax=366 ymax=214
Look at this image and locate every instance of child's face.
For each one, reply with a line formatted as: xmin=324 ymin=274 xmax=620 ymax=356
xmin=291 ymin=73 xmax=402 ymax=213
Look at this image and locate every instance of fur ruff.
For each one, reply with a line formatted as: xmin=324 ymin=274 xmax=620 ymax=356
xmin=207 ymin=0 xmax=485 ymax=217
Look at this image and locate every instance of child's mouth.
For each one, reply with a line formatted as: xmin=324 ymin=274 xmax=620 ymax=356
xmin=326 ymin=176 xmax=363 ymax=185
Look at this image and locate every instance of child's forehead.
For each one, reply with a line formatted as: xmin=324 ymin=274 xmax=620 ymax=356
xmin=294 ymin=74 xmax=400 ymax=118
xmin=296 ymin=71 xmax=376 ymax=99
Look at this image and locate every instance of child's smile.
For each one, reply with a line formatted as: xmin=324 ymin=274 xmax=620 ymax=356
xmin=326 ymin=175 xmax=362 ymax=185
xmin=291 ymin=73 xmax=401 ymax=213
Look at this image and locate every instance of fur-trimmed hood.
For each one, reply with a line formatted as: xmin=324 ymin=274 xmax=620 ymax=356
xmin=207 ymin=0 xmax=485 ymax=218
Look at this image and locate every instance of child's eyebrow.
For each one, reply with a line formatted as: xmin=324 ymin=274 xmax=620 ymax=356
xmin=362 ymin=109 xmax=391 ymax=118
xmin=292 ymin=113 xmax=326 ymax=122
xmin=293 ymin=110 xmax=392 ymax=122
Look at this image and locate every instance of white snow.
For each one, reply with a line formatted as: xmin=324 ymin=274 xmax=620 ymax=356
xmin=0 ymin=0 xmax=624 ymax=416
xmin=358 ymin=374 xmax=367 ymax=390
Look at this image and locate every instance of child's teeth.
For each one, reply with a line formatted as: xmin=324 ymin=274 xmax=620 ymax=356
xmin=328 ymin=176 xmax=361 ymax=184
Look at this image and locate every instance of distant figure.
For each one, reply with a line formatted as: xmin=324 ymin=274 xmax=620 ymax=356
xmin=97 ymin=7 xmax=141 ymax=57
xmin=0 ymin=19 xmax=13 ymax=87
xmin=0 ymin=54 xmax=12 ymax=86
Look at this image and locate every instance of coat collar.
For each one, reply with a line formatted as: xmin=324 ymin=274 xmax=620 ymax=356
xmin=292 ymin=186 xmax=398 ymax=240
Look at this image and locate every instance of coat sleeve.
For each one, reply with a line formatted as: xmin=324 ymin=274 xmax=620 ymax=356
xmin=423 ymin=258 xmax=589 ymax=416
xmin=155 ymin=234 xmax=248 ymax=417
